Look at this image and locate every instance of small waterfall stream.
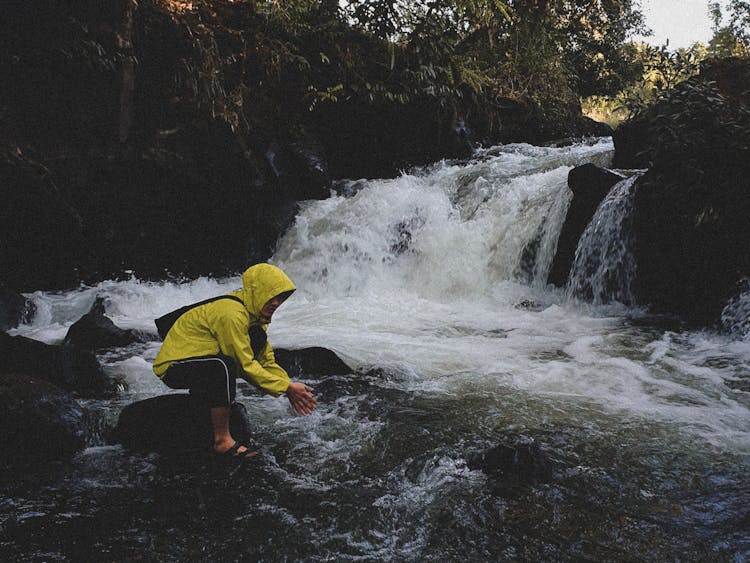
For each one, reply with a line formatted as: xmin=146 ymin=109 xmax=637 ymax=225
xmin=566 ymin=172 xmax=643 ymax=305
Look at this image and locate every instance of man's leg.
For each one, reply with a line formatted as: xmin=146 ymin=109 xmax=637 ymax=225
xmin=162 ymin=355 xmax=254 ymax=456
xmin=209 ymin=404 xmax=241 ymax=454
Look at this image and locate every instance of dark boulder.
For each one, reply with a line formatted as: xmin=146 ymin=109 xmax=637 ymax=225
xmin=634 ymin=165 xmax=750 ymax=324
xmin=0 ymin=332 xmax=116 ymax=398
xmin=548 ymin=164 xmax=626 ymax=287
xmin=274 ymin=347 xmax=353 ymax=379
xmin=0 ymin=372 xmax=90 ymax=466
xmin=64 ymin=296 xmax=149 ymax=350
xmin=614 ymin=57 xmax=750 ymax=323
xmin=611 ymin=117 xmax=649 ymax=169
xmin=113 ymin=393 xmax=253 ymax=454
xmin=573 ymin=115 xmax=614 ymax=138
xmin=0 ymin=286 xmax=35 ymax=331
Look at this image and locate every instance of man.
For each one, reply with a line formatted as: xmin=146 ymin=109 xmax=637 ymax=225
xmin=153 ymin=263 xmax=317 ymax=459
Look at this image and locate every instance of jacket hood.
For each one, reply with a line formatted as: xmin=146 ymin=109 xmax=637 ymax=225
xmin=238 ymin=263 xmax=296 ymax=321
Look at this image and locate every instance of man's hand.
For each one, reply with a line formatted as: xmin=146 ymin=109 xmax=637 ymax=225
xmin=286 ymin=381 xmax=317 ymax=415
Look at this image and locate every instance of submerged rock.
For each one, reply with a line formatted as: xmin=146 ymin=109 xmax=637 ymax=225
xmin=113 ymin=394 xmax=253 ymax=455
xmin=64 ymin=296 xmax=149 ymax=350
xmin=0 ymin=372 xmax=90 ymax=466
xmin=548 ymin=164 xmax=626 ymax=287
xmin=467 ymin=442 xmax=553 ymax=490
xmin=0 ymin=332 xmax=116 ymax=398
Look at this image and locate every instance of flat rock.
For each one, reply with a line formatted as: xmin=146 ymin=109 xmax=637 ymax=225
xmin=113 ymin=393 xmax=254 ymax=455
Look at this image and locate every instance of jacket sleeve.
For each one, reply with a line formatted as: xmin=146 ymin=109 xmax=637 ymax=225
xmin=211 ymin=308 xmax=291 ymax=397
xmin=256 ymin=340 xmax=290 ymax=384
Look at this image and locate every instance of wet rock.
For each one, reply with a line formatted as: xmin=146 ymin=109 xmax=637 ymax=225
xmin=515 ymin=298 xmax=543 ymax=311
xmin=0 ymin=286 xmax=35 ymax=330
xmin=113 ymin=394 xmax=253 ymax=454
xmin=0 ymin=332 xmax=116 ymax=398
xmin=634 ymin=165 xmax=750 ymax=324
xmin=548 ymin=164 xmax=626 ymax=287
xmin=615 ymin=58 xmax=750 ymax=323
xmin=274 ymin=347 xmax=353 ymax=379
xmin=289 ymin=134 xmax=332 ymax=201
xmin=64 ymin=297 xmax=148 ymax=350
xmin=0 ymin=372 xmax=89 ymax=466
xmin=573 ymin=115 xmax=614 ymax=138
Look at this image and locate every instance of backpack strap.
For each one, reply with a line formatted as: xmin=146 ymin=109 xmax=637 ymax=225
xmin=247 ymin=324 xmax=268 ymax=357
xmin=154 ymin=295 xmax=244 ymax=340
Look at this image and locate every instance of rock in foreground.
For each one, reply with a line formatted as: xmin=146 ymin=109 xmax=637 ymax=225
xmin=113 ymin=394 xmax=254 ymax=455
xmin=0 ymin=372 xmax=90 ymax=466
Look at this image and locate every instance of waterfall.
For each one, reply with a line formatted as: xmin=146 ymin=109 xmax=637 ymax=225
xmin=566 ymin=173 xmax=642 ymax=305
xmin=274 ymin=140 xmax=615 ymax=302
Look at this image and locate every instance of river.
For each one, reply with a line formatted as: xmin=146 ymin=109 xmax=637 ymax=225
xmin=2 ymin=138 xmax=749 ymax=561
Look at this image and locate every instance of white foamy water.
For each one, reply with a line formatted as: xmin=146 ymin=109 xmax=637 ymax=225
xmin=567 ymin=172 xmax=642 ymax=305
xmin=10 ymin=138 xmax=750 ymax=453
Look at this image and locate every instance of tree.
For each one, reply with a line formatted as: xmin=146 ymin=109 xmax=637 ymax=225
xmin=707 ymin=1 xmax=749 ymax=57
xmin=340 ymin=0 xmax=646 ymax=97
xmin=728 ymin=0 xmax=750 ymax=44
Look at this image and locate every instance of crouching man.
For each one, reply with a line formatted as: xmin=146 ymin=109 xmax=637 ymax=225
xmin=153 ymin=263 xmax=317 ymax=459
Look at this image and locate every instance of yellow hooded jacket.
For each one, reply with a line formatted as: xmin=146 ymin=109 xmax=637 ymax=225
xmin=152 ymin=264 xmax=296 ymax=397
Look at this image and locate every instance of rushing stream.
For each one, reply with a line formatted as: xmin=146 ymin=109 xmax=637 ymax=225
xmin=2 ymin=138 xmax=749 ymax=561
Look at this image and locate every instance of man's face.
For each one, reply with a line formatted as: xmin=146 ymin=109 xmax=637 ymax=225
xmin=260 ymin=294 xmax=287 ymax=319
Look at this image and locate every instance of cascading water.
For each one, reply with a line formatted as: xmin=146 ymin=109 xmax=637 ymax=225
xmin=2 ymin=139 xmax=749 ymax=561
xmin=566 ymin=172 xmax=642 ymax=305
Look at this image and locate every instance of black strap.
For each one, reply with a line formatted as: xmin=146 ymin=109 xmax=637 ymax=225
xmin=155 ymin=295 xmax=269 ymax=359
xmin=154 ymin=295 xmax=244 ymax=340
xmin=248 ymin=324 xmax=268 ymax=357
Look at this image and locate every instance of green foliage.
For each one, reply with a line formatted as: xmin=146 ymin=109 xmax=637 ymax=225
xmin=624 ymin=44 xmax=703 ymax=114
xmin=582 ymin=42 xmax=706 ymax=126
xmin=633 ymin=78 xmax=750 ymax=176
xmin=728 ymin=0 xmax=750 ymax=44
xmin=708 ymin=1 xmax=749 ymax=57
xmin=137 ymin=0 xmax=651 ymax=151
xmin=337 ymin=0 xmax=646 ymax=112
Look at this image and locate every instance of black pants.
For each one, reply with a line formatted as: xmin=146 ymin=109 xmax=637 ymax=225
xmin=162 ymin=354 xmax=236 ymax=408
